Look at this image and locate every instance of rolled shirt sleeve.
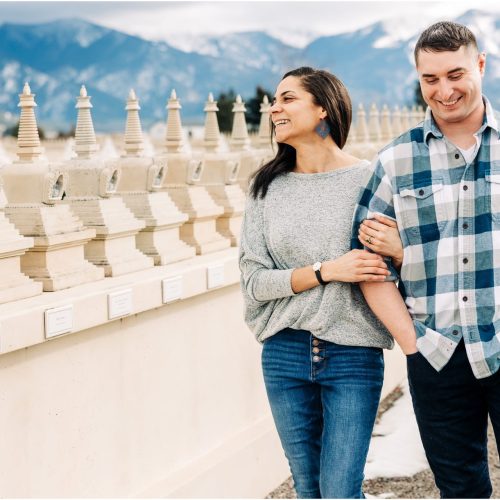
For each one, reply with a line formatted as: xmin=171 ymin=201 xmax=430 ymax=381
xmin=351 ymin=157 xmax=399 ymax=280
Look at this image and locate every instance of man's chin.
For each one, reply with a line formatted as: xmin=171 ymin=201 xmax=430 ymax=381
xmin=431 ymin=108 xmax=466 ymax=124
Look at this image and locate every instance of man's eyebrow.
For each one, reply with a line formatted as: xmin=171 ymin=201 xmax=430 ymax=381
xmin=421 ymin=67 xmax=466 ymax=78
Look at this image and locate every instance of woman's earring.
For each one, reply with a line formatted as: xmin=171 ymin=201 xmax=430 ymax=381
xmin=315 ymin=118 xmax=330 ymax=139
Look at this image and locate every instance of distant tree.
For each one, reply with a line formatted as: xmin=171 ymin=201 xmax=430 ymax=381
xmin=413 ymin=80 xmax=426 ymax=109
xmin=215 ymin=89 xmax=237 ymax=133
xmin=4 ymin=120 xmax=46 ymax=140
xmin=245 ymin=86 xmax=273 ymax=132
xmin=57 ymin=126 xmax=75 ymax=139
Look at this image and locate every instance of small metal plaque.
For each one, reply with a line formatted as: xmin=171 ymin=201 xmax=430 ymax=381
xmin=162 ymin=276 xmax=183 ymax=303
xmin=108 ymin=288 xmax=133 ymax=319
xmin=45 ymin=305 xmax=74 ymax=338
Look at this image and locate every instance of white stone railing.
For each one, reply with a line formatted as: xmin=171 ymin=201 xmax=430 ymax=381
xmin=0 ymin=84 xmax=408 ymax=497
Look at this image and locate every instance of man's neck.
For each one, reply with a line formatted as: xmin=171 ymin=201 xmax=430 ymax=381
xmin=434 ymin=102 xmax=485 ymax=149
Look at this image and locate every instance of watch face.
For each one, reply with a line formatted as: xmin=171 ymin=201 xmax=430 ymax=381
xmin=313 ymin=262 xmax=321 ymax=271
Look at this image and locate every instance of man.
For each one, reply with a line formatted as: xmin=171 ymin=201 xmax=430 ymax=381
xmin=352 ymin=21 xmax=500 ymax=498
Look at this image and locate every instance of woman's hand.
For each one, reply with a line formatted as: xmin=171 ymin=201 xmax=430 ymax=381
xmin=321 ymin=249 xmax=390 ymax=283
xmin=358 ymin=214 xmax=403 ymax=269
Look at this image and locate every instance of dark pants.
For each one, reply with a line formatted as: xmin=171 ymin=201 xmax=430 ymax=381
xmin=407 ymin=340 xmax=500 ymax=498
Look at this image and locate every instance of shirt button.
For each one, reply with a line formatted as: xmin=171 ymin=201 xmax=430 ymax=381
xmin=419 ymin=189 xmax=424 ymax=196
xmin=312 ymin=339 xmax=320 ymax=346
xmin=313 ymin=347 xmax=320 ymax=354
xmin=452 ymin=329 xmax=459 ymax=335
xmin=463 ymin=296 xmax=468 ymax=302
xmin=463 ymin=185 xmax=468 ymax=191
xmin=462 ymin=223 xmax=468 ymax=230
xmin=455 ymin=153 xmax=460 ymax=159
xmin=463 ymin=258 xmax=468 ymax=264
xmin=313 ymin=356 xmax=321 ymax=363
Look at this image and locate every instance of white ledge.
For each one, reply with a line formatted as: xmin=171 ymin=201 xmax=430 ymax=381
xmin=0 ymin=247 xmax=239 ymax=355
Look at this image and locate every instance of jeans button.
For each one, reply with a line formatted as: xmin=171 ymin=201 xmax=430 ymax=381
xmin=312 ymin=347 xmax=320 ymax=354
xmin=313 ymin=356 xmax=321 ymax=363
xmin=312 ymin=339 xmax=320 ymax=346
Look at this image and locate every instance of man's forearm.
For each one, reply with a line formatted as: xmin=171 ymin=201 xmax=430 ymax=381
xmin=360 ymin=281 xmax=417 ymax=354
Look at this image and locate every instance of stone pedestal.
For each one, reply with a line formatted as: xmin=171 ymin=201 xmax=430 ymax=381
xmin=62 ymin=158 xmax=154 ymax=276
xmin=1 ymin=162 xmax=104 ymax=291
xmin=199 ymin=153 xmax=246 ymax=246
xmin=160 ymin=153 xmax=231 ymax=255
xmin=0 ymin=179 xmax=42 ymax=302
xmin=236 ymin=149 xmax=270 ymax=193
xmin=114 ymin=156 xmax=195 ymax=265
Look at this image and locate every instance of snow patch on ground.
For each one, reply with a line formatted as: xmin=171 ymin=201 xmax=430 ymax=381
xmin=364 ymin=381 xmax=428 ymax=479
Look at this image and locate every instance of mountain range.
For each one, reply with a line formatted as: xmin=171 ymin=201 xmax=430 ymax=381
xmin=0 ymin=10 xmax=498 ymax=132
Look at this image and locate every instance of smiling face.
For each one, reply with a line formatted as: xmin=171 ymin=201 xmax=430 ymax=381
xmin=270 ymin=75 xmax=326 ymax=146
xmin=417 ymin=45 xmax=485 ymax=129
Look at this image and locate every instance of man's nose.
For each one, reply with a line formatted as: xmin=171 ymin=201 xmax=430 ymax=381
xmin=438 ymin=79 xmax=454 ymax=100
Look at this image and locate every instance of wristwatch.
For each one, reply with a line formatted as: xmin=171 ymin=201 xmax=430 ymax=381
xmin=312 ymin=261 xmax=328 ymax=285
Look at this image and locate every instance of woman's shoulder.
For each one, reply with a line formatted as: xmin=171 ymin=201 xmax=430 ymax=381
xmin=343 ymin=159 xmax=372 ymax=186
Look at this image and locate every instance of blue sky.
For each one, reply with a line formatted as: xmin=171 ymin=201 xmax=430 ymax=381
xmin=2 ymin=1 xmax=500 ymax=47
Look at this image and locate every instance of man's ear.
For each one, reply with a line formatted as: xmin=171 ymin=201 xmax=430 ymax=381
xmin=478 ymin=52 xmax=486 ymax=77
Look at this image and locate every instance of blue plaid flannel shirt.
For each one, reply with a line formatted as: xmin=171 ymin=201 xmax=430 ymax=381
xmin=352 ymin=97 xmax=500 ymax=379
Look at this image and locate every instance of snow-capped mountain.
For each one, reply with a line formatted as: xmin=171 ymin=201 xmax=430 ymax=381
xmin=0 ymin=10 xmax=499 ymax=132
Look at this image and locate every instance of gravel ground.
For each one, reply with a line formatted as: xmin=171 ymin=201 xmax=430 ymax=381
xmin=267 ymin=386 xmax=500 ymax=499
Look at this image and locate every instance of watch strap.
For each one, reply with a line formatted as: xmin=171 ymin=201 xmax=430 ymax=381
xmin=314 ymin=268 xmax=328 ymax=286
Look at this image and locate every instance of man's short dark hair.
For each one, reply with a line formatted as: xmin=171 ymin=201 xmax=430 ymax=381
xmin=414 ymin=21 xmax=478 ymax=64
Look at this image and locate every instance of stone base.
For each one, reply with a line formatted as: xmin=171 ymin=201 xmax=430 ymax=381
xmin=0 ymin=211 xmax=42 ymax=303
xmin=180 ymin=218 xmax=231 ymax=255
xmin=84 ymin=233 xmax=154 ymax=277
xmin=21 ymin=231 xmax=105 ymax=292
xmin=166 ymin=185 xmax=231 ymax=255
xmin=67 ymin=197 xmax=153 ymax=277
xmin=206 ymin=184 xmax=245 ymax=248
xmin=4 ymin=204 xmax=105 ymax=292
xmin=136 ymin=226 xmax=195 ymax=265
xmin=120 ymin=192 xmax=194 ymax=265
xmin=0 ymin=255 xmax=43 ymax=304
xmin=237 ymin=149 xmax=271 ymax=192
xmin=216 ymin=215 xmax=243 ymax=247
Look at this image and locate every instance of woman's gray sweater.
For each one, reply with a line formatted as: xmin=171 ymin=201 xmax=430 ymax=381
xmin=239 ymin=160 xmax=394 ymax=349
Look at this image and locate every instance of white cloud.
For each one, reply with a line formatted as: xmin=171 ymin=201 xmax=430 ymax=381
xmin=3 ymin=1 xmax=500 ymax=48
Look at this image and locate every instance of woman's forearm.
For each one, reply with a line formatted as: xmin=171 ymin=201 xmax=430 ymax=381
xmin=291 ymin=266 xmax=322 ymax=293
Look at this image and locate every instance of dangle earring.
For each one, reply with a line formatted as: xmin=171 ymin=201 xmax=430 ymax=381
xmin=315 ymin=118 xmax=330 ymax=139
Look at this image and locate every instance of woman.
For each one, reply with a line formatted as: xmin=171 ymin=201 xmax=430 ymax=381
xmin=239 ymin=67 xmax=403 ymax=499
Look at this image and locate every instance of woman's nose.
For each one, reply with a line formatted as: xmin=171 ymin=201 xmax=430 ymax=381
xmin=270 ymin=101 xmax=281 ymax=113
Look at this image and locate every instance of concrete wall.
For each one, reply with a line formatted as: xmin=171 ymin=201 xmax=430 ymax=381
xmin=0 ymin=249 xmax=405 ymax=497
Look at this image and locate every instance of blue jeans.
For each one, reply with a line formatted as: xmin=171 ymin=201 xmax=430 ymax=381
xmin=262 ymin=328 xmax=384 ymax=499
xmin=407 ymin=340 xmax=500 ymax=498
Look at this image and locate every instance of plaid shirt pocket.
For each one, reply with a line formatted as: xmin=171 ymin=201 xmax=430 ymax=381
xmin=485 ymin=167 xmax=500 ymax=221
xmin=396 ymin=179 xmax=447 ymax=243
